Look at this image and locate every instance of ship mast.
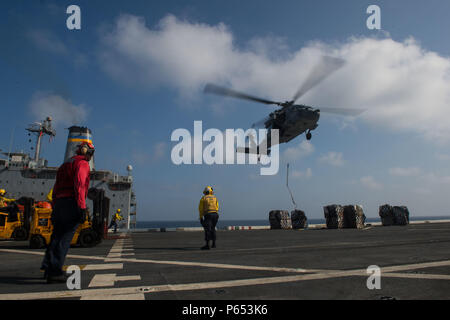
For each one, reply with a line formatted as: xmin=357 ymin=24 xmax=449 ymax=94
xmin=26 ymin=117 xmax=56 ymax=162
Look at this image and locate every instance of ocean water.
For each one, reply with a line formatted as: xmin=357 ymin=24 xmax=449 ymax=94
xmin=135 ymin=216 xmax=450 ymax=229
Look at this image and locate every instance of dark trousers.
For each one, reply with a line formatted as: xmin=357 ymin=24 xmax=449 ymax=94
xmin=202 ymin=213 xmax=219 ymax=242
xmin=108 ymin=220 xmax=118 ymax=233
xmin=41 ymin=198 xmax=80 ymax=277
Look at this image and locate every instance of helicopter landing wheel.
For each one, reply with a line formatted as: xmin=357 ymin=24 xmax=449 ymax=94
xmin=306 ymin=131 xmax=312 ymax=141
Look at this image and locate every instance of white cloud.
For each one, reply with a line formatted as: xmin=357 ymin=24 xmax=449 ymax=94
xmin=29 ymin=92 xmax=87 ymax=126
xmin=131 ymin=151 xmax=150 ymax=165
xmin=360 ymin=176 xmax=382 ymax=190
xmin=413 ymin=187 xmax=432 ymax=195
xmin=318 ymin=151 xmax=344 ymax=167
xmin=436 ymin=154 xmax=450 ymax=161
xmin=28 ymin=29 xmax=89 ymax=68
xmin=98 ymin=15 xmax=236 ymax=95
xmin=132 ymin=141 xmax=167 ymax=165
xmin=28 ymin=29 xmax=68 ymax=55
xmin=99 ymin=14 xmax=450 ymax=142
xmin=389 ymin=167 xmax=421 ymax=177
xmin=422 ymin=173 xmax=450 ymax=185
xmin=291 ymin=168 xmax=313 ymax=179
xmin=153 ymin=142 xmax=167 ymax=161
xmin=284 ymin=140 xmax=314 ymax=161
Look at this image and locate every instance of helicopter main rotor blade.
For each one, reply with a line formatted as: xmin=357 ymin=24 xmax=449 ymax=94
xmin=291 ymin=56 xmax=346 ymax=103
xmin=251 ymin=115 xmax=271 ymax=129
xmin=204 ymin=83 xmax=282 ymax=106
xmin=318 ymin=107 xmax=365 ymax=116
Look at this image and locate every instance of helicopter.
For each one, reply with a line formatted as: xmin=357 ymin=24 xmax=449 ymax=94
xmin=204 ymin=56 xmax=364 ymax=155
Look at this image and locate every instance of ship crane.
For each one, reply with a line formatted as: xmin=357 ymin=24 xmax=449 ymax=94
xmin=26 ymin=117 xmax=56 ymax=163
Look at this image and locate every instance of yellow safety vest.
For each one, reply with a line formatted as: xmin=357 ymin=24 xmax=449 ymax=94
xmin=199 ymin=195 xmax=219 ymax=219
xmin=0 ymin=196 xmax=15 ymax=207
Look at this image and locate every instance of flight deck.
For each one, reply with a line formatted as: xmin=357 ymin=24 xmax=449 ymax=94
xmin=0 ymin=222 xmax=449 ymax=300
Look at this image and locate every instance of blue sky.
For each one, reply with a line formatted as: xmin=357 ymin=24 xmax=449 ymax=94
xmin=1 ymin=0 xmax=450 ymax=221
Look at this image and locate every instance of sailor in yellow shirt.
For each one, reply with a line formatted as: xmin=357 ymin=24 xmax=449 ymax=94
xmin=109 ymin=209 xmax=123 ymax=233
xmin=0 ymin=189 xmax=15 ymax=207
xmin=198 ymin=186 xmax=219 ymax=250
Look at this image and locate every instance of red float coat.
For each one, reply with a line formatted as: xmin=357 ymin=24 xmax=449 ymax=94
xmin=52 ymin=155 xmax=90 ymax=209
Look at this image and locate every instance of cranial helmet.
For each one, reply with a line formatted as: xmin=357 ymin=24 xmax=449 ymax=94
xmin=203 ymin=186 xmax=213 ymax=195
xmin=76 ymin=141 xmax=95 ymax=156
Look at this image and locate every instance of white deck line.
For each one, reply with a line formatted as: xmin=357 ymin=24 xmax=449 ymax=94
xmin=2 ymin=261 xmax=450 ymax=300
xmin=88 ymin=274 xmax=141 ymax=288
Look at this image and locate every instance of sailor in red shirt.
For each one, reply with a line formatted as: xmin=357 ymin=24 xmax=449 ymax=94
xmin=42 ymin=142 xmax=94 ymax=283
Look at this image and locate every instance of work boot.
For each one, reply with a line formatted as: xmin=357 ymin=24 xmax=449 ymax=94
xmin=46 ymin=274 xmax=68 ymax=284
xmin=41 ymin=268 xmax=48 ymax=280
xmin=201 ymin=244 xmax=210 ymax=250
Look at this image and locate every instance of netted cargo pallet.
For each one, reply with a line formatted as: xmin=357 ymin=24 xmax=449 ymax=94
xmin=379 ymin=204 xmax=394 ymax=226
xmin=342 ymin=205 xmax=366 ymax=229
xmin=323 ymin=204 xmax=342 ymax=229
xmin=379 ymin=204 xmax=409 ymax=226
xmin=354 ymin=205 xmax=366 ymax=229
xmin=280 ymin=218 xmax=292 ymax=229
xmin=393 ymin=206 xmax=409 ymax=225
xmin=269 ymin=210 xmax=291 ymax=229
xmin=325 ymin=205 xmax=365 ymax=229
xmin=291 ymin=210 xmax=308 ymax=229
xmin=269 ymin=211 xmax=281 ymax=229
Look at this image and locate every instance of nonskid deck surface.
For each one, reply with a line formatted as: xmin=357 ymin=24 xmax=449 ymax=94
xmin=0 ymin=222 xmax=450 ymax=300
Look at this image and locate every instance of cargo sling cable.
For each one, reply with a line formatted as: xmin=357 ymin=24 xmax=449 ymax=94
xmin=286 ymin=163 xmax=298 ymax=211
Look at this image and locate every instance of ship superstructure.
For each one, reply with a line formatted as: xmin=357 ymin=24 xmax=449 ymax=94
xmin=0 ymin=118 xmax=137 ymax=229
